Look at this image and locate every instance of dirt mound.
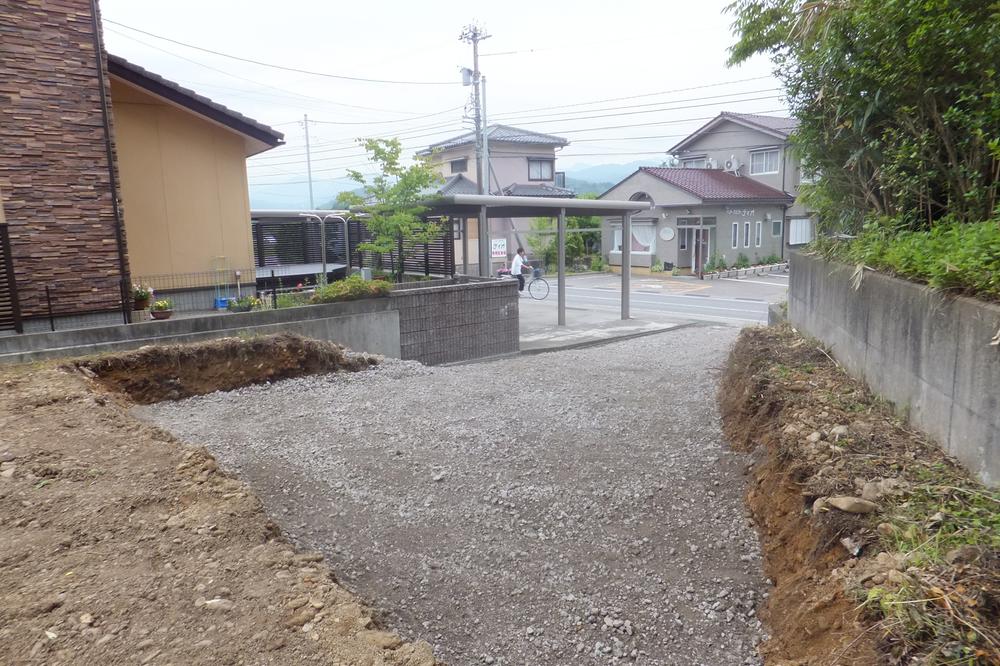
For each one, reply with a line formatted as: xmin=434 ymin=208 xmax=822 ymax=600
xmin=721 ymin=325 xmax=999 ymax=665
xmin=73 ymin=333 xmax=378 ymax=403
xmin=0 ymin=364 xmax=436 ymax=665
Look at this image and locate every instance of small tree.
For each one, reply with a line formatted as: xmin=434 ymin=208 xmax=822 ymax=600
xmin=338 ymin=138 xmax=444 ymax=282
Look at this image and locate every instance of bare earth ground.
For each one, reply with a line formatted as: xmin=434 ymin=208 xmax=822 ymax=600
xmin=137 ymin=327 xmax=768 ymax=665
xmin=0 ymin=340 xmax=436 ymax=666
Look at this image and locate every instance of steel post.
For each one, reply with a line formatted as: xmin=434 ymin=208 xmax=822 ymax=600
xmin=622 ymin=213 xmax=631 ymax=320
xmin=557 ymin=209 xmax=566 ymax=326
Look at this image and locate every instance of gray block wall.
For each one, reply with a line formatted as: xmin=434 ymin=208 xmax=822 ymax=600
xmin=788 ymin=252 xmax=1000 ymax=486
xmin=392 ymin=278 xmax=519 ymax=365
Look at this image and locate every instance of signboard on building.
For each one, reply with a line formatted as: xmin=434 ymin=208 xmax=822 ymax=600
xmin=491 ymin=238 xmax=507 ymax=258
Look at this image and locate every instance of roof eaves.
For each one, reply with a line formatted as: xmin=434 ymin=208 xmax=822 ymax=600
xmin=107 ymin=55 xmax=284 ymax=151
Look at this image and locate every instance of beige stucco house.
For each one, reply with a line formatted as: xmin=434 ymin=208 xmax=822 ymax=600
xmin=418 ymin=124 xmax=573 ymax=274
xmin=109 ymin=56 xmax=284 ymax=285
xmin=599 ymin=112 xmax=815 ymax=273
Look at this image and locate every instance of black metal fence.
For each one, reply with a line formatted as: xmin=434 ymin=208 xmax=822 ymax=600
xmin=0 ymin=225 xmax=22 ymax=333
xmin=252 ymin=218 xmax=455 ymax=279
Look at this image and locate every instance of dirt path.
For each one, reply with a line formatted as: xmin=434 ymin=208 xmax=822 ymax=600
xmin=138 ymin=326 xmax=767 ymax=665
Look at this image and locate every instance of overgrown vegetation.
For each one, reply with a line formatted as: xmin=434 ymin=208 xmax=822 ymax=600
xmin=309 ymin=275 xmax=391 ymax=304
xmin=814 ymin=216 xmax=1000 ymax=301
xmin=338 ymin=138 xmax=444 ymax=283
xmin=727 ymin=0 xmax=1000 ymax=299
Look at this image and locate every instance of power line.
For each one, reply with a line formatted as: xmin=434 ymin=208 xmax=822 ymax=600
xmin=248 ymin=90 xmax=785 ymax=163
xmin=104 ymin=27 xmax=459 ymax=116
xmin=488 ymin=76 xmax=775 ymax=116
xmin=104 ymin=19 xmax=462 ymax=86
xmin=247 ymin=108 xmax=789 ymax=179
xmin=306 ymin=106 xmax=465 ymax=125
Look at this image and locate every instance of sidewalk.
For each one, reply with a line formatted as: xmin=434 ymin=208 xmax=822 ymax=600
xmin=518 ymin=297 xmax=694 ymax=353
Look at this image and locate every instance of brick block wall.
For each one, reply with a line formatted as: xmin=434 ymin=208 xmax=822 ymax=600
xmin=0 ymin=0 xmax=127 ymax=317
xmin=392 ymin=278 xmax=519 ymax=365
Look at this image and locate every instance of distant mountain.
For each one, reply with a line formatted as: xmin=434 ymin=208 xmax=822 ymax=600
xmin=564 ymin=160 xmax=653 ymax=186
xmin=249 ymin=176 xmax=358 ymax=210
xmin=565 ymin=177 xmax=614 ymax=196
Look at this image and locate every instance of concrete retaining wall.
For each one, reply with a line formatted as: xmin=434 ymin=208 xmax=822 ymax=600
xmin=0 ymin=277 xmax=520 ymax=367
xmin=789 ymin=252 xmax=1000 ymax=486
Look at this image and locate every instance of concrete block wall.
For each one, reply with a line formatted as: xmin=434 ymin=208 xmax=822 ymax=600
xmin=789 ymin=252 xmax=1000 ymax=486
xmin=392 ymin=278 xmax=519 ymax=365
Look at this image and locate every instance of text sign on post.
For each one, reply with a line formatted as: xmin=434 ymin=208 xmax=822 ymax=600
xmin=491 ymin=238 xmax=507 ymax=258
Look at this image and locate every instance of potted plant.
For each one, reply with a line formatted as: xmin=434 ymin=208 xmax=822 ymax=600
xmin=149 ymin=298 xmax=174 ymax=320
xmin=226 ymin=294 xmax=262 ymax=313
xmin=132 ymin=284 xmax=153 ymax=311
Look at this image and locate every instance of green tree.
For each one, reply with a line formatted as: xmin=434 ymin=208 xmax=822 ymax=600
xmin=727 ymin=0 xmax=1000 ymax=231
xmin=338 ymin=138 xmax=444 ymax=282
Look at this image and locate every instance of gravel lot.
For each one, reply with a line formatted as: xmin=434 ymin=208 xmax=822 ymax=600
xmin=136 ymin=326 xmax=767 ymax=665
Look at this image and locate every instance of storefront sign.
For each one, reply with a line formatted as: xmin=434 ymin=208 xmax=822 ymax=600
xmin=491 ymin=238 xmax=507 ymax=258
xmin=726 ymin=207 xmax=756 ymax=217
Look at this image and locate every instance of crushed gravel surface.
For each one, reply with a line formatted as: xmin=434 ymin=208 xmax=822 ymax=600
xmin=136 ymin=326 xmax=767 ymax=665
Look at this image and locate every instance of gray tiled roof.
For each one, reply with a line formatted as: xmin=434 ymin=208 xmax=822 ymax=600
xmin=418 ymin=124 xmax=569 ymax=155
xmin=437 ymin=174 xmax=479 ymax=196
xmin=502 ymin=183 xmax=575 ymax=198
xmin=638 ymin=167 xmax=794 ymax=204
xmin=720 ymin=112 xmax=799 ymax=138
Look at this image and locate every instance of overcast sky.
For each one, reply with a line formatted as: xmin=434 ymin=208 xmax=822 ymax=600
xmin=99 ymin=0 xmax=785 ymax=193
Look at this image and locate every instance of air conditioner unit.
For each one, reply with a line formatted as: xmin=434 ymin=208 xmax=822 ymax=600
xmin=705 ymin=158 xmax=718 ymax=169
xmin=666 ymin=155 xmax=681 ymax=167
xmin=724 ymin=155 xmax=743 ymax=174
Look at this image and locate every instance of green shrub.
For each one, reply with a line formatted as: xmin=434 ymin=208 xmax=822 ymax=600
xmin=275 ymin=292 xmax=310 ymax=309
xmin=734 ymin=253 xmax=751 ymax=269
xmin=227 ymin=294 xmax=262 ymax=312
xmin=310 ymin=275 xmax=392 ymax=304
xmin=760 ymin=254 xmax=783 ymax=265
xmin=816 ymin=215 xmax=1000 ymax=301
xmin=589 ymin=256 xmax=606 ymax=272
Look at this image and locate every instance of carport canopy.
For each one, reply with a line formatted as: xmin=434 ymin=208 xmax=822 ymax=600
xmin=421 ymin=193 xmax=653 ymax=325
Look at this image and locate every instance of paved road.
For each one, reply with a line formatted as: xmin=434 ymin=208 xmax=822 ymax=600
xmin=520 ymin=271 xmax=788 ymax=329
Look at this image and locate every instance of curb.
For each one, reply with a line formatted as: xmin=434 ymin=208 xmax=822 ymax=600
xmin=519 ymin=321 xmax=704 ymax=357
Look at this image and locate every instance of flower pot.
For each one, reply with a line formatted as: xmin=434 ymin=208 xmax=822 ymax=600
xmin=150 ymin=309 xmax=173 ymax=320
xmin=133 ymin=297 xmax=149 ymax=311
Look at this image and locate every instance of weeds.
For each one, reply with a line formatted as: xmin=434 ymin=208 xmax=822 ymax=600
xmin=310 ymin=275 xmax=391 ymax=304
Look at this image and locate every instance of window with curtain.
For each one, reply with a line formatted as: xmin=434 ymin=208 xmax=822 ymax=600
xmin=630 ymin=225 xmax=655 ymax=253
xmin=750 ymin=149 xmax=780 ymax=174
xmin=528 ymin=159 xmax=554 ymax=180
xmin=612 ymin=228 xmax=623 ymax=252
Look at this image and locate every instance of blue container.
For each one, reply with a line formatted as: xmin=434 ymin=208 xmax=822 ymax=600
xmin=532 ymin=267 xmax=543 ymax=279
xmin=214 ymin=297 xmax=230 ymax=310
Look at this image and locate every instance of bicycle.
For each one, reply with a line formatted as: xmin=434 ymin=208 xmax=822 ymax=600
xmin=497 ymin=266 xmax=549 ymax=300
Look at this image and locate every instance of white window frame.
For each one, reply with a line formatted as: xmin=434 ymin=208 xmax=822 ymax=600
xmin=610 ymin=224 xmax=656 ymax=254
xmin=612 ymin=227 xmax=623 ymax=253
xmin=750 ymin=148 xmax=780 ymax=175
xmin=788 ymin=218 xmax=814 ymax=246
xmin=682 ymin=156 xmax=707 ymax=168
xmin=528 ymin=158 xmax=554 ymax=181
xmin=771 ymin=219 xmax=783 ymax=237
xmin=731 ymin=222 xmax=739 ymax=249
xmin=449 ymin=158 xmax=468 ymax=174
xmin=755 ymin=221 xmax=763 ymax=247
xmin=743 ymin=221 xmax=751 ymax=248
xmin=679 ymin=228 xmax=689 ymax=251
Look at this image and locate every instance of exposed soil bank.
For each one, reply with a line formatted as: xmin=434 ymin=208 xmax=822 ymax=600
xmin=720 ymin=325 xmax=999 ymax=665
xmin=74 ymin=333 xmax=378 ymax=403
xmin=0 ymin=338 xmax=435 ymax=665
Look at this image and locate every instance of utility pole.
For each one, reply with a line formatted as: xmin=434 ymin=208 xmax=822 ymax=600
xmin=460 ymin=24 xmax=491 ymax=276
xmin=303 ymin=114 xmax=314 ymax=209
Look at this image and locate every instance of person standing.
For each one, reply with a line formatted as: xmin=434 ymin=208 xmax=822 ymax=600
xmin=510 ymin=247 xmax=528 ymax=293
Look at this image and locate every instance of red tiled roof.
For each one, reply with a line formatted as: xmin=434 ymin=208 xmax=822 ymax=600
xmin=640 ymin=167 xmax=794 ymax=203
